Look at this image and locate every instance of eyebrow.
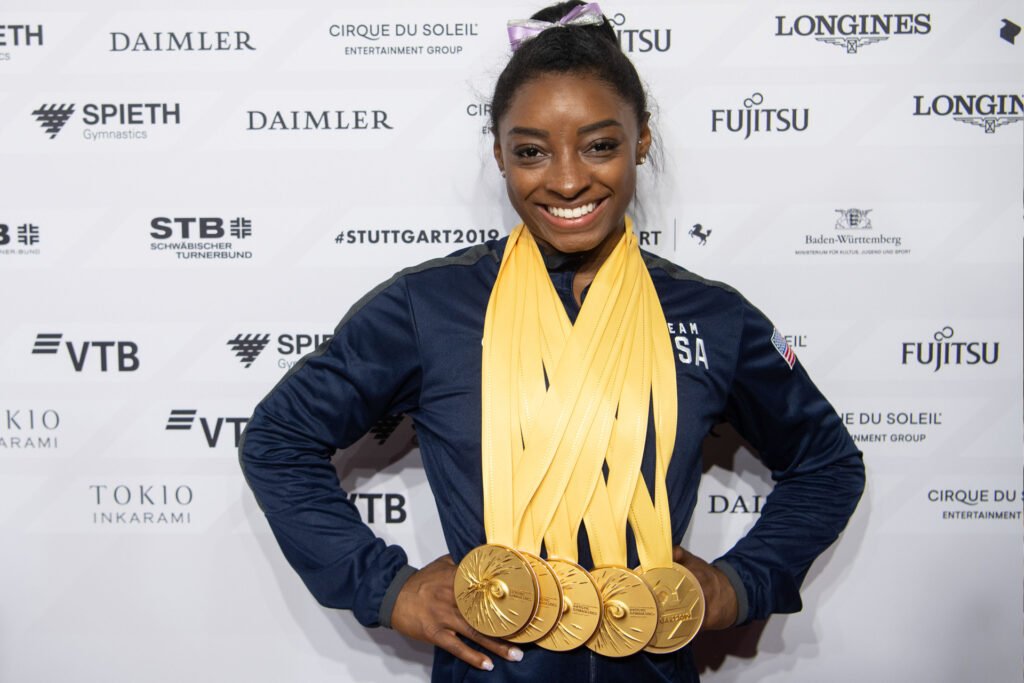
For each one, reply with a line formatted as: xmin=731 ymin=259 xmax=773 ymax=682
xmin=578 ymin=119 xmax=623 ymax=135
xmin=507 ymin=119 xmax=625 ymax=138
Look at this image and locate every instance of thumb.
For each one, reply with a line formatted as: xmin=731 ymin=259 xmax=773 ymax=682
xmin=672 ymin=545 xmax=687 ymax=564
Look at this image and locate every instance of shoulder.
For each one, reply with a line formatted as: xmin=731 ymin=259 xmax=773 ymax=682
xmin=639 ymin=251 xmax=785 ymax=348
xmin=399 ymin=239 xmax=504 ymax=281
xmin=641 ymin=249 xmax=747 ymax=308
xmin=367 ymin=238 xmax=505 ymax=295
xmin=340 ymin=238 xmax=505 ymax=325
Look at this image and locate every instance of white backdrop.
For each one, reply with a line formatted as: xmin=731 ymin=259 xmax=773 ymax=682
xmin=1 ymin=1 xmax=1021 ymax=681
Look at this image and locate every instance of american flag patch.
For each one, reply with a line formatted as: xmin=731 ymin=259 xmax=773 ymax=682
xmin=770 ymin=328 xmax=797 ymax=370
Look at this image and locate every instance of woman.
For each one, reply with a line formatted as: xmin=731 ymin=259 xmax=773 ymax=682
xmin=240 ymin=3 xmax=864 ymax=681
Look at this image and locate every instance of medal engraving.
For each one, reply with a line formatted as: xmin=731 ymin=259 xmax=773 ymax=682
xmin=638 ymin=563 xmax=705 ymax=653
xmin=535 ymin=558 xmax=602 ymax=651
xmin=454 ymin=544 xmax=538 ymax=638
xmin=586 ymin=566 xmax=658 ymax=657
xmin=507 ymin=553 xmax=563 ymax=643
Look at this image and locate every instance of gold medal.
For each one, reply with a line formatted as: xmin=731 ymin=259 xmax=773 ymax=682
xmin=585 ymin=566 xmax=658 ymax=658
xmin=637 ymin=563 xmax=705 ymax=653
xmin=454 ymin=544 xmax=539 ymax=638
xmin=507 ymin=552 xmax=563 ymax=643
xmin=535 ymin=558 xmax=602 ymax=651
xmin=476 ymin=220 xmax=677 ymax=656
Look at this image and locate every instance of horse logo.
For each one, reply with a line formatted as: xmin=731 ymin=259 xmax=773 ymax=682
xmin=689 ymin=223 xmax=711 ymax=246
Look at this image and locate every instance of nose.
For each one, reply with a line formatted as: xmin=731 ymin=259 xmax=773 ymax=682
xmin=546 ymin=151 xmax=590 ymax=200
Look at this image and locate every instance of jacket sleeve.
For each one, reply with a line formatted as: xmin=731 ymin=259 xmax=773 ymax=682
xmin=239 ymin=275 xmax=421 ymax=627
xmin=715 ymin=299 xmax=865 ymax=624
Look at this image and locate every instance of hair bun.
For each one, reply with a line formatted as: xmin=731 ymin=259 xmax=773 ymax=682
xmin=490 ymin=1 xmax=647 ymax=134
xmin=529 ymin=2 xmax=621 ymax=49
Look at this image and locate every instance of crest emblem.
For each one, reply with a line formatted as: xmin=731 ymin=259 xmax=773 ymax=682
xmin=835 ymin=209 xmax=872 ymax=230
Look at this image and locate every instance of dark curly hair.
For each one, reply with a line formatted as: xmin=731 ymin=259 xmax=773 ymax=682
xmin=489 ymin=1 xmax=648 ymax=135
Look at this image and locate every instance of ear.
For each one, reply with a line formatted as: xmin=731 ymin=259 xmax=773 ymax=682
xmin=637 ymin=112 xmax=652 ymax=162
xmin=493 ymin=137 xmax=505 ymax=175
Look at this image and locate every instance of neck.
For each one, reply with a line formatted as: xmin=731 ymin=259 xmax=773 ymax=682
xmin=530 ymin=222 xmax=627 ymax=305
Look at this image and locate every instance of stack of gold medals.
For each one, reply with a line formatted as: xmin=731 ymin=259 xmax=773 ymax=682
xmin=454 ymin=219 xmax=706 ymax=657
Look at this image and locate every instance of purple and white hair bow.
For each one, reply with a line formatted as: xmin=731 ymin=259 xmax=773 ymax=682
xmin=507 ymin=3 xmax=606 ymax=52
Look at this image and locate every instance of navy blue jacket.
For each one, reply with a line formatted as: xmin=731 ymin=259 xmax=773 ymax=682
xmin=240 ymin=239 xmax=864 ymax=682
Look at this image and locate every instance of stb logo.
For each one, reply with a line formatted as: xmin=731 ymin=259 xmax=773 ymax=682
xmin=0 ymin=223 xmax=41 ymax=247
xmin=32 ymin=104 xmax=75 ymax=138
xmin=835 ymin=209 xmax=872 ymax=230
xmin=32 ymin=332 xmax=140 ymax=372
xmin=227 ymin=333 xmax=270 ymax=368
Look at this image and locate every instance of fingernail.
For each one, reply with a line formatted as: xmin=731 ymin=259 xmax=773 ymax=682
xmin=481 ymin=659 xmax=494 ymax=671
xmin=508 ymin=647 xmax=523 ymax=662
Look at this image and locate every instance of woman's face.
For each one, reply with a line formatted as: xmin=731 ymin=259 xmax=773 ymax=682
xmin=493 ymin=72 xmax=651 ymax=255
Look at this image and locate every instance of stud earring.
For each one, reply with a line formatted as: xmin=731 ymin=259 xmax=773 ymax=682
xmin=638 ymin=156 xmax=647 ymax=165
xmin=501 ymin=170 xmax=506 ymax=178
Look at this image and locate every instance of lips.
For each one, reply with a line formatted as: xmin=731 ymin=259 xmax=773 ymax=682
xmin=547 ymin=202 xmax=597 ymax=219
xmin=540 ymin=198 xmax=607 ymax=229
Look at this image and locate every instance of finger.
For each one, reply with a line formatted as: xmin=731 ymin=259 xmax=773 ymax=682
xmin=434 ymin=628 xmax=495 ymax=671
xmin=454 ymin=620 xmax=524 ymax=662
xmin=437 ymin=582 xmax=456 ymax=603
xmin=675 ymin=546 xmax=707 ymax=568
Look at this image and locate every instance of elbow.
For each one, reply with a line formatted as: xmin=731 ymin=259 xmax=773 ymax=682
xmin=848 ymin=450 xmax=867 ymax=500
xmin=237 ymin=410 xmax=261 ymax=474
xmin=834 ymin=451 xmax=866 ymax=525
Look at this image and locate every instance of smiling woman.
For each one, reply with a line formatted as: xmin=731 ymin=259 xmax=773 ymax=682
xmin=487 ymin=1 xmax=653 ymax=309
xmin=239 ymin=2 xmax=865 ymax=682
xmin=494 ymin=72 xmax=649 ymax=302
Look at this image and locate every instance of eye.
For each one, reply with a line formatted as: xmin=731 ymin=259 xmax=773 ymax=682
xmin=587 ymin=139 xmax=621 ymax=155
xmin=513 ymin=145 xmax=545 ymax=160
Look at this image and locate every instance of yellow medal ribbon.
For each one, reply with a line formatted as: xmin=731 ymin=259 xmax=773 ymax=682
xmin=511 ymin=225 xmax=639 ymax=553
xmin=626 ymin=269 xmax=706 ymax=653
xmin=455 ymin=227 xmax=540 ymax=639
xmin=459 ymin=216 xmax=701 ymax=651
xmin=508 ymin=222 xmax=640 ymax=650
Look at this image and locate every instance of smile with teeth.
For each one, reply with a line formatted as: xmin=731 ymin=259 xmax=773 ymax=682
xmin=546 ymin=201 xmax=599 ymax=219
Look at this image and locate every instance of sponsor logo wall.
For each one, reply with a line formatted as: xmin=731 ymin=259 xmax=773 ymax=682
xmin=0 ymin=408 xmax=62 ymax=450
xmin=0 ymin=2 xmax=1019 ymax=683
xmin=0 ymin=22 xmax=44 ymax=65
